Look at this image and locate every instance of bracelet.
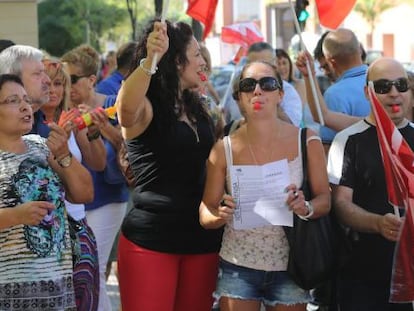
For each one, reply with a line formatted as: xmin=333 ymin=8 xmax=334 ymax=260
xmin=298 ymin=200 xmax=314 ymax=221
xmin=139 ymin=58 xmax=157 ymax=76
xmin=87 ymin=130 xmax=101 ymax=142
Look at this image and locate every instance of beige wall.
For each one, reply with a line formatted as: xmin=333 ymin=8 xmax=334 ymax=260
xmin=0 ymin=0 xmax=38 ymax=47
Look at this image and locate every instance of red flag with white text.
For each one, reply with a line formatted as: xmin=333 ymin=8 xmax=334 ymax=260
xmin=368 ymin=86 xmax=414 ymax=303
xmin=315 ymin=0 xmax=357 ymax=29
xmin=186 ymin=0 xmax=218 ymax=40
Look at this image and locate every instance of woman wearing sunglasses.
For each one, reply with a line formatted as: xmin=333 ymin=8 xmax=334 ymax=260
xmin=40 ymin=58 xmax=107 ymax=311
xmin=61 ymin=45 xmax=129 ymax=311
xmin=199 ymin=60 xmax=331 ymax=311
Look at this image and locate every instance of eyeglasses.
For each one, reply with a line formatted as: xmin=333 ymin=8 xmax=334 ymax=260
xmin=42 ymin=59 xmax=61 ymax=70
xmin=239 ymin=77 xmax=280 ymax=93
xmin=70 ymin=74 xmax=89 ymax=85
xmin=371 ymin=78 xmax=409 ymax=94
xmin=0 ymin=95 xmax=32 ymax=106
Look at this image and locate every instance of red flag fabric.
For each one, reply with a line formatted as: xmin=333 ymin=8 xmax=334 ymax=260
xmin=368 ymin=85 xmax=414 ymax=303
xmin=186 ymin=0 xmax=218 ymax=40
xmin=315 ymin=0 xmax=357 ymax=29
xmin=221 ymin=22 xmax=264 ymax=48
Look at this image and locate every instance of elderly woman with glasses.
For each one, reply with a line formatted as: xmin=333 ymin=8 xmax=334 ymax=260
xmin=61 ymin=44 xmax=129 ymax=311
xmin=199 ymin=60 xmax=331 ymax=311
xmin=40 ymin=58 xmax=108 ymax=311
xmin=0 ymin=74 xmax=94 ymax=309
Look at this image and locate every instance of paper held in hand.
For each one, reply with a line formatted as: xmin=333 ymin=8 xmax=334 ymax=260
xmin=230 ymin=159 xmax=293 ymax=230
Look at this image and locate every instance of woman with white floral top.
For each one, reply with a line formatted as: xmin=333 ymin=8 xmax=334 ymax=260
xmin=199 ymin=61 xmax=331 ymax=311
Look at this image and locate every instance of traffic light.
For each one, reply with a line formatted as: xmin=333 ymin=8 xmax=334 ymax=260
xmin=295 ymin=0 xmax=309 ymax=30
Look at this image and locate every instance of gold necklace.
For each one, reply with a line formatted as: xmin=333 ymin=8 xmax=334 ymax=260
xmin=246 ymin=128 xmax=276 ymax=165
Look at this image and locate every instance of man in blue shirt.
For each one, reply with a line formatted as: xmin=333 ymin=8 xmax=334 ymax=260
xmin=96 ymin=41 xmax=137 ymax=96
xmin=320 ymin=29 xmax=370 ymax=152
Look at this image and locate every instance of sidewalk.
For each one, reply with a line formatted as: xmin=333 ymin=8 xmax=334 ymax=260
xmin=107 ymin=262 xmax=121 ymax=311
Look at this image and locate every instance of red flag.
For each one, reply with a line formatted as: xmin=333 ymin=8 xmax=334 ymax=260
xmin=221 ymin=22 xmax=264 ymax=48
xmin=368 ymin=86 xmax=414 ymax=303
xmin=315 ymin=0 xmax=357 ymax=29
xmin=186 ymin=0 xmax=218 ymax=40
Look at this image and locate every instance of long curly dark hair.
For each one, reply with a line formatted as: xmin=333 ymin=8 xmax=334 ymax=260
xmin=127 ymin=20 xmax=212 ymax=136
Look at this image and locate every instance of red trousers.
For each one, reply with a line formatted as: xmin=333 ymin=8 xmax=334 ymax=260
xmin=118 ymin=234 xmax=219 ymax=311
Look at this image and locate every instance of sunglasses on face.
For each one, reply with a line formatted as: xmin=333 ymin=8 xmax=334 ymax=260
xmin=70 ymin=74 xmax=89 ymax=85
xmin=0 ymin=95 xmax=32 ymax=106
xmin=371 ymin=78 xmax=409 ymax=94
xmin=239 ymin=77 xmax=280 ymax=93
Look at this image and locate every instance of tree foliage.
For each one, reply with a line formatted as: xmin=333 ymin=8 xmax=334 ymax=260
xmin=39 ymin=0 xmax=126 ymax=56
xmin=125 ymin=0 xmax=190 ymax=40
xmin=39 ymin=0 xmax=191 ymax=57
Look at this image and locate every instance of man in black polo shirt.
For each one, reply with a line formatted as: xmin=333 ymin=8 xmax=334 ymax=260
xmin=328 ymin=57 xmax=414 ymax=311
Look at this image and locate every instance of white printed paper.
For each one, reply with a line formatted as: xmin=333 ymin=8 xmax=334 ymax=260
xmin=230 ymin=159 xmax=293 ymax=230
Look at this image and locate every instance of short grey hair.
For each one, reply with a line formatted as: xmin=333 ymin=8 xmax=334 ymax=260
xmin=0 ymin=45 xmax=43 ymax=77
xmin=322 ymin=28 xmax=359 ymax=60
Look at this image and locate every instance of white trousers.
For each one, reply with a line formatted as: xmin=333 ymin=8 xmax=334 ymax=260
xmin=86 ymin=202 xmax=128 ymax=311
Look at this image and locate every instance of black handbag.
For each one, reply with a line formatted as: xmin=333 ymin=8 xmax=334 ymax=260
xmin=283 ymin=128 xmax=336 ymax=290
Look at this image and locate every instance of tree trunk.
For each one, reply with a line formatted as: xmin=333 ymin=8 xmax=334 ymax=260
xmin=367 ymin=22 xmax=375 ymax=49
xmin=126 ymin=0 xmax=137 ymax=40
xmin=155 ymin=0 xmax=162 ymax=17
xmin=367 ymin=33 xmax=373 ymax=49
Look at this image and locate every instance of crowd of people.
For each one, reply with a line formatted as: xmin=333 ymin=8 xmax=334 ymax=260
xmin=0 ymin=18 xmax=413 ymax=311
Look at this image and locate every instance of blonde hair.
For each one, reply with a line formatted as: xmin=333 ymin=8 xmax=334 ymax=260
xmin=43 ymin=58 xmax=71 ymax=122
xmin=199 ymin=43 xmax=212 ymax=75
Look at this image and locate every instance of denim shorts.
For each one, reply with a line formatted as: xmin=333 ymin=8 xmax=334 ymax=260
xmin=214 ymin=259 xmax=311 ymax=306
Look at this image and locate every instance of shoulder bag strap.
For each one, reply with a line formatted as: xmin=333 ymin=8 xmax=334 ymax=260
xmin=223 ymin=136 xmax=233 ymax=194
xmin=300 ymin=127 xmax=308 ymax=188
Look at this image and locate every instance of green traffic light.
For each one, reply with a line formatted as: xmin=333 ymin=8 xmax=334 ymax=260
xmin=298 ymin=10 xmax=309 ymax=22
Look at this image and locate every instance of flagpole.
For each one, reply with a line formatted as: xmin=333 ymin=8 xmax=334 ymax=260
xmin=151 ymin=0 xmax=170 ymax=73
xmin=288 ymin=0 xmax=324 ymax=126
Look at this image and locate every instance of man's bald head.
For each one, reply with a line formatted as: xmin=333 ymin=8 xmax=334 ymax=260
xmin=322 ymin=28 xmax=360 ymax=60
xmin=367 ymin=57 xmax=407 ymax=82
xmin=367 ymin=57 xmax=411 ymax=126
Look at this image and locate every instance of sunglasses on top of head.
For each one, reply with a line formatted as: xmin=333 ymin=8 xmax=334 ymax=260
xmin=239 ymin=77 xmax=280 ymax=93
xmin=371 ymin=77 xmax=409 ymax=94
xmin=70 ymin=74 xmax=89 ymax=85
xmin=42 ymin=59 xmax=61 ymax=70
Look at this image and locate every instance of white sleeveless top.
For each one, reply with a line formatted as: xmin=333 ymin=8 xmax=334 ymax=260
xmin=65 ymin=132 xmax=85 ymax=221
xmin=219 ymin=129 xmax=319 ymax=271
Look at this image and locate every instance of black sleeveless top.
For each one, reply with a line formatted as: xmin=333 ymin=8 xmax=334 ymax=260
xmin=122 ymin=114 xmax=223 ymax=254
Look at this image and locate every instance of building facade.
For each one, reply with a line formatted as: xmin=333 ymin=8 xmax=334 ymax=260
xmin=0 ymin=0 xmax=38 ymax=47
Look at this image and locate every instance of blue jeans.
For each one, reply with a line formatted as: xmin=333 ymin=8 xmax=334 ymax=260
xmin=214 ymin=259 xmax=310 ymax=306
xmin=338 ymin=279 xmax=413 ymax=311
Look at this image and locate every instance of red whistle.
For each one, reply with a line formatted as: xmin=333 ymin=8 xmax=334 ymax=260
xmin=253 ymin=102 xmax=261 ymax=111
xmin=199 ymin=72 xmax=207 ymax=82
xmin=391 ymin=104 xmax=400 ymax=113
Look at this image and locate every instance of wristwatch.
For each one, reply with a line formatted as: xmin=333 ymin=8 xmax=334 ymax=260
xmin=299 ymin=200 xmax=314 ymax=221
xmin=57 ymin=153 xmax=73 ymax=168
